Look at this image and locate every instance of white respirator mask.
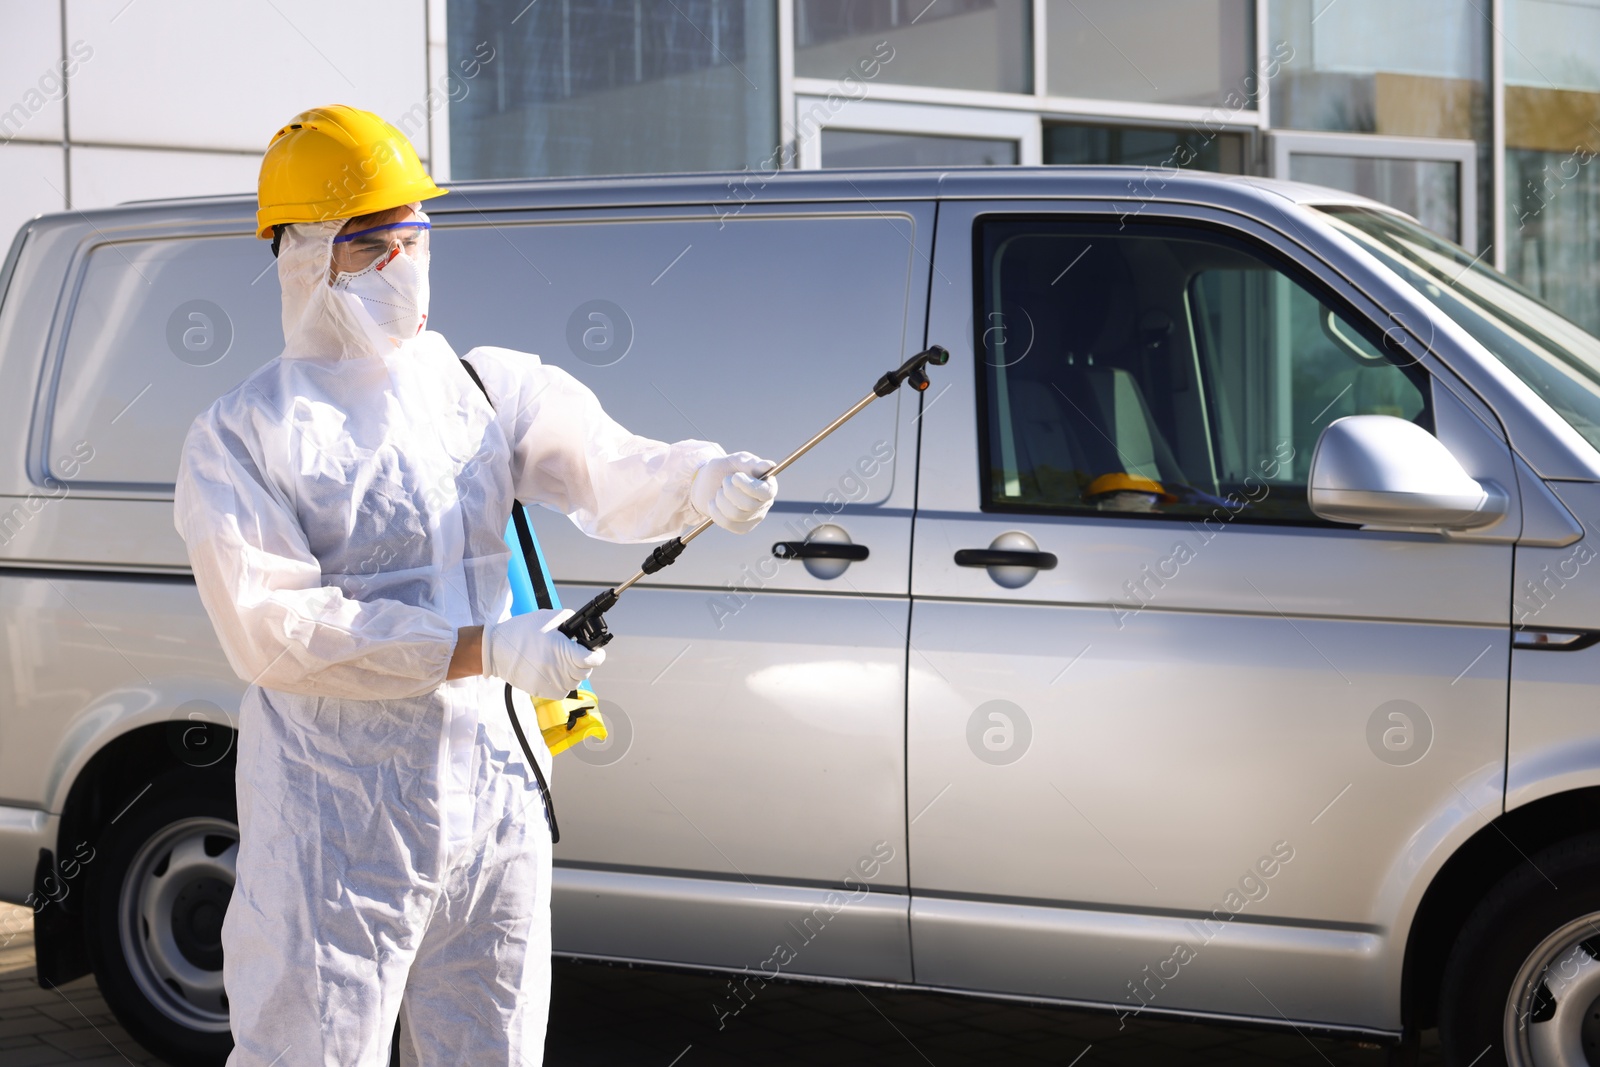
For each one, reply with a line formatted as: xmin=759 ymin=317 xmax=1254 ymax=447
xmin=330 ymin=218 xmax=432 ymax=342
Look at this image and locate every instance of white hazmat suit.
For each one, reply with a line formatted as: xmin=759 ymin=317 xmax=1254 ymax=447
xmin=174 ymin=219 xmax=735 ymax=1065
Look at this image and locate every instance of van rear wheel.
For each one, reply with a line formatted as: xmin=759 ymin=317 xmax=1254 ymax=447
xmin=1439 ymin=833 xmax=1600 ymax=1067
xmin=84 ymin=775 xmax=236 ymax=1067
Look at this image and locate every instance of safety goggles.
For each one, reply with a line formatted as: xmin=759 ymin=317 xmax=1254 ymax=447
xmin=331 ymin=220 xmax=431 ymax=273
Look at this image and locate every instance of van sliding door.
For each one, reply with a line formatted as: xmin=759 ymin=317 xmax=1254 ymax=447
xmin=430 ymin=202 xmax=933 ymax=982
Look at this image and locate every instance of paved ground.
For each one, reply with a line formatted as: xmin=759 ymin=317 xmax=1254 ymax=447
xmin=1 ymin=903 xmax=1444 ymax=1066
xmin=0 ymin=907 xmax=169 ymax=1066
xmin=543 ymin=959 xmax=1446 ymax=1067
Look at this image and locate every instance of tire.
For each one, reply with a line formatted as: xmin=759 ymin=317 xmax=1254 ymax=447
xmin=83 ymin=771 xmax=237 ymax=1067
xmin=1439 ymin=832 xmax=1600 ymax=1067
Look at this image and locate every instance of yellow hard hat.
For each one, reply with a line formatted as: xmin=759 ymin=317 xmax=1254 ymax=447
xmin=255 ymin=104 xmax=445 ymax=239
xmin=1085 ymin=472 xmax=1176 ymax=502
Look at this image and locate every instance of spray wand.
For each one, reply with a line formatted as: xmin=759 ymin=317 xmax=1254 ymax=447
xmin=557 ymin=345 xmax=950 ymax=650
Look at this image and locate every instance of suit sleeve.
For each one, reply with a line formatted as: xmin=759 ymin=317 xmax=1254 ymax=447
xmin=466 ymin=346 xmax=723 ymax=543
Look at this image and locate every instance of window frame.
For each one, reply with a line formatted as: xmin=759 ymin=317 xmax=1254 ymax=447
xmin=794 ymin=96 xmax=1042 ymax=168
xmin=31 ymin=223 xmax=262 ymax=499
xmin=970 ymin=212 xmax=1435 ymax=527
xmin=787 ymin=0 xmax=1266 ymax=133
xmin=1270 ymin=130 xmax=1480 ymax=249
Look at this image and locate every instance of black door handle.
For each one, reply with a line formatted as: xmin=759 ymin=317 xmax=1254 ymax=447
xmin=773 ymin=541 xmax=870 ymax=562
xmin=955 ymin=549 xmax=1058 ymax=569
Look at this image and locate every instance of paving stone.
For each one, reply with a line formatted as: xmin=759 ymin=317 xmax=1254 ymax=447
xmin=0 ymin=1006 xmax=50 ymax=1022
xmin=0 ymin=1014 xmax=66 ymax=1038
xmin=36 ymin=1001 xmax=110 ymax=1023
xmin=2 ymin=987 xmax=62 ymax=1009
xmin=40 ymin=1023 xmax=140 ymax=1052
xmin=0 ymin=1045 xmax=85 ymax=1067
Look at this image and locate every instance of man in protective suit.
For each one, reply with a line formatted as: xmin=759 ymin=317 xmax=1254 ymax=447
xmin=173 ymin=105 xmax=778 ymax=1065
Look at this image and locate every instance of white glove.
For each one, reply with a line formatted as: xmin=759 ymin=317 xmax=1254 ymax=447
xmin=482 ymin=608 xmax=605 ymax=699
xmin=690 ymin=451 xmax=778 ymax=534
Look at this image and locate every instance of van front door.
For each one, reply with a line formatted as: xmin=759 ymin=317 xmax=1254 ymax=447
xmin=905 ymin=201 xmax=1517 ymax=1027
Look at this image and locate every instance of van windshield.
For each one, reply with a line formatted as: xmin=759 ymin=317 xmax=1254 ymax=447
xmin=1320 ymin=205 xmax=1600 ymax=453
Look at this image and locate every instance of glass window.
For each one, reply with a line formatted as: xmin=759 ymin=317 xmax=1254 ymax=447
xmin=1269 ymin=0 xmax=1487 ymax=136
xmin=1045 ymin=0 xmax=1254 ymax=108
xmin=1268 ymin=0 xmax=1489 ymax=244
xmin=822 ymin=129 xmax=1017 ymax=166
xmin=1506 ymin=144 xmax=1600 ymax=333
xmin=1289 ymin=153 xmax=1461 ymax=241
xmin=1322 ymin=205 xmax=1600 ymax=455
xmin=1504 ymin=0 xmax=1600 ymax=88
xmin=794 ymin=0 xmax=1030 ymax=94
xmin=50 ymin=237 xmax=282 ymax=488
xmin=977 ymin=218 xmax=1428 ymax=522
xmin=430 ymin=212 xmax=918 ymax=504
xmin=1503 ymin=0 xmax=1600 ymax=334
xmin=447 ymin=0 xmax=778 ymax=179
xmin=1044 ymin=122 xmax=1246 ymax=173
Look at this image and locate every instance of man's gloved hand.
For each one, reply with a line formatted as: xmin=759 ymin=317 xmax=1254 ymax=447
xmin=482 ymin=608 xmax=605 ymax=699
xmin=691 ymin=451 xmax=778 ymax=534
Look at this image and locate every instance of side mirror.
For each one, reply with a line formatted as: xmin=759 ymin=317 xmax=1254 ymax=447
xmin=1309 ymin=415 xmax=1507 ymax=529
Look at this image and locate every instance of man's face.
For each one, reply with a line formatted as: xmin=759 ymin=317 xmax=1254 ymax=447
xmin=329 ymin=204 xmax=425 ymax=278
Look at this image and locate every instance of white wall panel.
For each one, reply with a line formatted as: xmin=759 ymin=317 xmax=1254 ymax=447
xmin=0 ymin=2 xmax=67 ymax=144
xmin=0 ymin=142 xmax=67 ymax=251
xmin=65 ymin=0 xmax=429 ymax=152
xmin=69 ymin=145 xmax=258 ymax=211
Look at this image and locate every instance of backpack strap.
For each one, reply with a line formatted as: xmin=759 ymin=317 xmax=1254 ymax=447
xmin=460 ymin=358 xmax=561 ymax=843
xmin=510 ymin=504 xmax=554 ymax=612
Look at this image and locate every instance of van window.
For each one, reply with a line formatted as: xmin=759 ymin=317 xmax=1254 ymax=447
xmin=50 ymin=213 xmax=921 ymax=500
xmin=976 ymin=218 xmax=1429 ymax=522
xmin=49 ymin=235 xmax=282 ymax=489
xmin=429 ymin=211 xmax=919 ymax=504
xmin=1324 ymin=205 xmax=1600 ymax=455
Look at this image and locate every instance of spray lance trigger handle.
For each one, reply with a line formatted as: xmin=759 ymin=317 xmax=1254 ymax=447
xmin=873 ymin=345 xmax=950 ymax=398
xmin=555 ymin=537 xmax=685 ymax=651
xmin=558 ymin=587 xmax=618 ymax=651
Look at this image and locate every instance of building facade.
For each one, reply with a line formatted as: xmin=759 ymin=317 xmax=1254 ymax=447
xmin=3 ymin=1 xmax=1598 ymax=330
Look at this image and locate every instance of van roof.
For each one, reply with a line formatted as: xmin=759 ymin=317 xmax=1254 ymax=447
xmin=57 ymin=166 xmax=1398 ymax=234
